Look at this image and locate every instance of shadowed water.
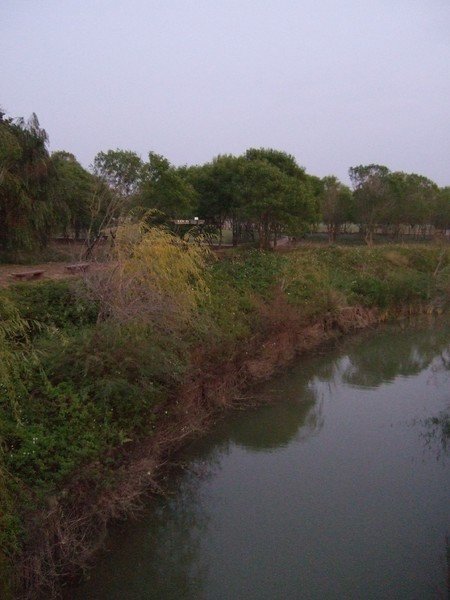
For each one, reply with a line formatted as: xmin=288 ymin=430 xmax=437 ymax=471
xmin=71 ymin=318 xmax=450 ymax=600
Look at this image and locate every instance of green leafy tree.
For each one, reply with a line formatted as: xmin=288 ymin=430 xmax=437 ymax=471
xmin=183 ymin=155 xmax=245 ymax=245
xmin=244 ymin=148 xmax=307 ymax=180
xmin=320 ymin=176 xmax=354 ymax=242
xmin=433 ymin=187 xmax=450 ymax=234
xmin=138 ymin=152 xmax=197 ymax=221
xmin=402 ymin=174 xmax=438 ymax=236
xmin=349 ymin=164 xmax=390 ymax=245
xmin=84 ymin=149 xmax=143 ymax=256
xmin=186 ymin=149 xmax=317 ymax=248
xmin=92 ymin=149 xmax=143 ymax=198
xmin=242 ymin=150 xmax=317 ymax=249
xmin=0 ymin=112 xmax=55 ymax=250
xmin=50 ymin=151 xmax=98 ymax=239
xmin=386 ymin=172 xmax=438 ymax=238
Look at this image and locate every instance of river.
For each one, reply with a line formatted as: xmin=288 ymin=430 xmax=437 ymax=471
xmin=71 ymin=318 xmax=450 ymax=600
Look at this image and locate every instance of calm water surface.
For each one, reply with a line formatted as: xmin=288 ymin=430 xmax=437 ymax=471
xmin=72 ymin=319 xmax=450 ymax=600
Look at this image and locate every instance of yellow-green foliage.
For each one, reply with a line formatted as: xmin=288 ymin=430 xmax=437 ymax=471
xmin=101 ymin=223 xmax=212 ymax=328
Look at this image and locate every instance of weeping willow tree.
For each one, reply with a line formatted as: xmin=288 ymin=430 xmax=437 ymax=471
xmin=0 ymin=111 xmax=56 ymax=251
xmin=87 ymin=221 xmax=212 ymax=329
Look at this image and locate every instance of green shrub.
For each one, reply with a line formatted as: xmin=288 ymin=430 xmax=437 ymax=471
xmin=2 ymin=323 xmax=182 ymax=493
xmin=213 ymin=250 xmax=286 ymax=295
xmin=6 ymin=280 xmax=98 ymax=332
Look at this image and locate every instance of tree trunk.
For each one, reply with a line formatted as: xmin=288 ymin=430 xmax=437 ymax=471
xmin=332 ymin=224 xmax=339 ymax=243
xmin=327 ymin=224 xmax=333 ymax=244
xmin=232 ymin=218 xmax=239 ymax=246
xmin=263 ymin=214 xmax=270 ymax=250
xmin=258 ymin=221 xmax=264 ymax=250
xmin=364 ymin=228 xmax=373 ymax=246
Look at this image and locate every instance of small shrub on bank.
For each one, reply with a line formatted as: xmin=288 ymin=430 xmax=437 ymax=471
xmin=6 ymin=280 xmax=99 ymax=332
xmin=283 ymin=251 xmax=335 ymax=316
xmin=212 ymin=250 xmax=285 ymax=296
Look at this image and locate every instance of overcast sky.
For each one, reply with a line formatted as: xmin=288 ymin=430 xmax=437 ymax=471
xmin=1 ymin=0 xmax=449 ymax=185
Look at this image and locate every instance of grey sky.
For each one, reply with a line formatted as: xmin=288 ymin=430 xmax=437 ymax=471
xmin=1 ymin=0 xmax=449 ymax=185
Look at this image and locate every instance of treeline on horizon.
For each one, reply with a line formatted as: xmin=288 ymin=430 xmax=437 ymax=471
xmin=1 ymin=110 xmax=449 ymax=253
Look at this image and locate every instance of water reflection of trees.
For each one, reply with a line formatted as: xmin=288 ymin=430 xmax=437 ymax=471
xmin=425 ymin=345 xmax=450 ymax=459
xmin=227 ymin=386 xmax=323 ymax=451
xmin=421 ymin=411 xmax=450 ymax=462
xmin=133 ymin=382 xmax=324 ymax=597
xmin=426 ymin=342 xmax=450 ymax=459
xmin=431 ymin=345 xmax=450 ymax=377
xmin=212 ymin=319 xmax=450 ymax=452
xmin=139 ymin=474 xmax=209 ymax=600
xmin=339 ymin=321 xmax=450 ymax=389
xmin=327 ymin=319 xmax=450 ymax=461
xmin=73 ymin=465 xmax=211 ymax=600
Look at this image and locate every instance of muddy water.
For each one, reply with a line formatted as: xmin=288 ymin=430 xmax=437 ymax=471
xmin=71 ymin=319 xmax=450 ymax=600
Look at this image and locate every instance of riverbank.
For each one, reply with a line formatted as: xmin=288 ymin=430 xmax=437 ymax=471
xmin=70 ymin=318 xmax=450 ymax=600
xmin=1 ymin=243 xmax=449 ymax=598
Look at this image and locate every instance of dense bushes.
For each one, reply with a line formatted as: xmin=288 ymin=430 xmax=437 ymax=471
xmin=6 ymin=280 xmax=98 ymax=331
xmin=213 ymin=245 xmax=447 ymax=316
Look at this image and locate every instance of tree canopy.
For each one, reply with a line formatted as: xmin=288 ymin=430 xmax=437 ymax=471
xmin=319 ymin=176 xmax=354 ymax=242
xmin=138 ymin=152 xmax=197 ymax=220
xmin=0 ymin=113 xmax=56 ymax=249
xmin=49 ymin=151 xmax=98 ymax=239
xmin=1 ymin=108 xmax=449 ymax=254
xmin=180 ymin=149 xmax=318 ymax=248
xmin=349 ymin=164 xmax=445 ymax=244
